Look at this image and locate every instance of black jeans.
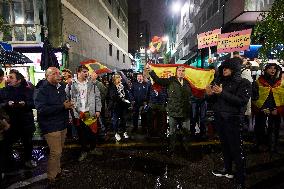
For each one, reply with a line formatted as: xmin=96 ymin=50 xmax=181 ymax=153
xmin=215 ymin=112 xmax=245 ymax=185
xmin=4 ymin=127 xmax=34 ymax=162
xmin=255 ymin=112 xmax=281 ymax=150
xmin=76 ymin=121 xmax=97 ymax=152
xmin=190 ymin=101 xmax=207 ymax=136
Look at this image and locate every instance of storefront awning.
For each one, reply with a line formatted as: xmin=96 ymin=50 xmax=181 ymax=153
xmin=0 ymin=45 xmax=33 ymax=65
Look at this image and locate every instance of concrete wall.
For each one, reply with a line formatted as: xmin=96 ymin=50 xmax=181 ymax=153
xmin=61 ymin=0 xmax=131 ymax=72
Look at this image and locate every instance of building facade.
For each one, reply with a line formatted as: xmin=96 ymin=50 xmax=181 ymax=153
xmin=1 ymin=0 xmax=132 ymax=78
xmin=59 ymin=0 xmax=132 ymax=71
xmin=168 ymin=0 xmax=275 ymax=67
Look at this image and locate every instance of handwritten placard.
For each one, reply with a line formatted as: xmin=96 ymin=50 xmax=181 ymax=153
xmin=217 ymin=29 xmax=252 ymax=53
xmin=197 ymin=29 xmax=221 ymax=49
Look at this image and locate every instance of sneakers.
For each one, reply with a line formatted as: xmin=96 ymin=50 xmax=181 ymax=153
xmin=115 ymin=133 xmax=121 ymax=141
xmin=25 ymin=160 xmax=37 ymax=168
xmin=90 ymin=148 xmax=103 ymax=155
xmin=212 ymin=168 xmax=234 ymax=179
xmin=78 ymin=152 xmax=88 ymax=162
xmin=123 ymin=132 xmax=129 ymax=139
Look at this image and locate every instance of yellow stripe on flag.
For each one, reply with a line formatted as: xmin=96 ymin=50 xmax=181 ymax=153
xmin=150 ymin=64 xmax=215 ymax=90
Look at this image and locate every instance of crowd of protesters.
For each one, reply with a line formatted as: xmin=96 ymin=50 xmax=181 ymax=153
xmin=0 ymin=55 xmax=283 ymax=188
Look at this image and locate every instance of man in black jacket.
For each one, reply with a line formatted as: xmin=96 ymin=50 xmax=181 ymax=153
xmin=35 ymin=67 xmax=74 ymax=184
xmin=206 ymin=57 xmax=251 ymax=189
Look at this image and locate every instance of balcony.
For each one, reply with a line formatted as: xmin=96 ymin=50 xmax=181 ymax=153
xmin=224 ymin=0 xmax=274 ymax=24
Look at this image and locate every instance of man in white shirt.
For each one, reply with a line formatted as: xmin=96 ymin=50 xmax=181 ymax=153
xmin=68 ymin=65 xmax=102 ymax=161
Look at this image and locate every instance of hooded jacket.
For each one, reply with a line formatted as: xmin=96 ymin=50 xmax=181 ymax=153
xmin=209 ymin=57 xmax=251 ymax=115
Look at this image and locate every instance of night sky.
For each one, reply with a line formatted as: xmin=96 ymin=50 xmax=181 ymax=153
xmin=140 ymin=0 xmax=167 ymax=39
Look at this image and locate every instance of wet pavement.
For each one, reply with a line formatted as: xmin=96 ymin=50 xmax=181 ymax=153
xmin=2 ymin=133 xmax=284 ymax=189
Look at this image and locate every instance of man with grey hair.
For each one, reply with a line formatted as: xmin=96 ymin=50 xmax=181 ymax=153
xmin=35 ymin=67 xmax=74 ymax=185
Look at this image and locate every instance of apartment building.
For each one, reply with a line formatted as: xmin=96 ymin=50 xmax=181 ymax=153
xmin=170 ymin=0 xmax=274 ymax=67
xmin=0 ymin=0 xmax=132 ymax=78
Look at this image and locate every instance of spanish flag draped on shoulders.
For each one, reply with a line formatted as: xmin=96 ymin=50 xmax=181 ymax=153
xmin=252 ymin=63 xmax=284 ymax=116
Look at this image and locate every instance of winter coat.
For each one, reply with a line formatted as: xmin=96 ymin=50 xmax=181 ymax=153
xmin=34 ymin=81 xmax=69 ymax=135
xmin=107 ymin=83 xmax=130 ymax=111
xmin=149 ymin=71 xmax=192 ymax=118
xmin=208 ymin=58 xmax=251 ymax=115
xmin=252 ymin=63 xmax=284 ymax=116
xmin=67 ymin=79 xmax=102 ymax=118
xmin=1 ymin=84 xmax=35 ymax=132
xmin=129 ymin=81 xmax=150 ymax=105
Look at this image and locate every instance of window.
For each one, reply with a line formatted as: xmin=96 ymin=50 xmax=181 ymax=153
xmin=183 ymin=37 xmax=188 ymax=47
xmin=108 ymin=16 xmax=111 ymax=29
xmin=213 ymin=0 xmax=219 ymax=13
xmin=122 ymin=18 xmax=126 ymax=27
xmin=117 ymin=50 xmax=119 ymax=60
xmin=1 ymin=0 xmax=36 ymax=42
xmin=207 ymin=4 xmax=213 ymax=20
xmin=220 ymin=0 xmax=225 ymax=8
xmin=109 ymin=44 xmax=112 ymax=56
xmin=117 ymin=28 xmax=119 ymax=38
xmin=183 ymin=14 xmax=187 ymax=28
xmin=117 ymin=7 xmax=120 ymax=19
xmin=201 ymin=12 xmax=206 ymax=25
xmin=123 ymin=54 xmax=125 ymax=63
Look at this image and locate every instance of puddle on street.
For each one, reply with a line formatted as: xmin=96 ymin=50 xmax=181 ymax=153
xmin=102 ymin=156 xmax=183 ymax=176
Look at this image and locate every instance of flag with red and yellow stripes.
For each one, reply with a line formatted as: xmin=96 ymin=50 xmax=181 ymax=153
xmin=149 ymin=64 xmax=215 ymax=97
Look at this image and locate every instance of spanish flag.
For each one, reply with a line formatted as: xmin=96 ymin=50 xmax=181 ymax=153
xmin=80 ymin=59 xmax=112 ymax=74
xmin=149 ymin=64 xmax=215 ymax=97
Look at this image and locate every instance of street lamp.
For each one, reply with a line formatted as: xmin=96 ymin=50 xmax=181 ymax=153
xmin=172 ymin=1 xmax=181 ymax=13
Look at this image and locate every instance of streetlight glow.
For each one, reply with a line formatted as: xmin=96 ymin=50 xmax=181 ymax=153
xmin=172 ymin=2 xmax=181 ymax=13
xmin=162 ymin=35 xmax=169 ymax=42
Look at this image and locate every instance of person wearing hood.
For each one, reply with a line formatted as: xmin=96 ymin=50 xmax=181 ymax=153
xmin=252 ymin=63 xmax=284 ymax=153
xmin=206 ymin=57 xmax=251 ymax=189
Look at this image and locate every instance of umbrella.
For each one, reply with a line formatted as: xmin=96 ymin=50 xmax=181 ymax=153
xmin=40 ymin=39 xmax=59 ymax=70
xmin=0 ymin=45 xmax=33 ymax=65
xmin=80 ymin=59 xmax=112 ymax=74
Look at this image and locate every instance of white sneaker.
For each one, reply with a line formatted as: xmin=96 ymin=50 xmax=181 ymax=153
xmin=115 ymin=133 xmax=121 ymax=141
xmin=78 ymin=152 xmax=88 ymax=162
xmin=25 ymin=160 xmax=37 ymax=168
xmin=123 ymin=132 xmax=129 ymax=139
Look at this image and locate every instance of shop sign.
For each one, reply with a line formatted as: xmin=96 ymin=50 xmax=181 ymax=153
xmin=68 ymin=34 xmax=78 ymax=43
xmin=217 ymin=29 xmax=252 ymax=53
xmin=197 ymin=29 xmax=221 ymax=49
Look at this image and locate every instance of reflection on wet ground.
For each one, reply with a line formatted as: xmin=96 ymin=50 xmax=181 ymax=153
xmin=2 ymin=139 xmax=284 ymax=189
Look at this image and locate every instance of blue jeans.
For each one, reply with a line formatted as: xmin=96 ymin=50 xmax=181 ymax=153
xmin=190 ymin=101 xmax=207 ymax=135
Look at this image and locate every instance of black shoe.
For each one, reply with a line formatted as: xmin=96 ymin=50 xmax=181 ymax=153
xmin=212 ymin=168 xmax=234 ymax=179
